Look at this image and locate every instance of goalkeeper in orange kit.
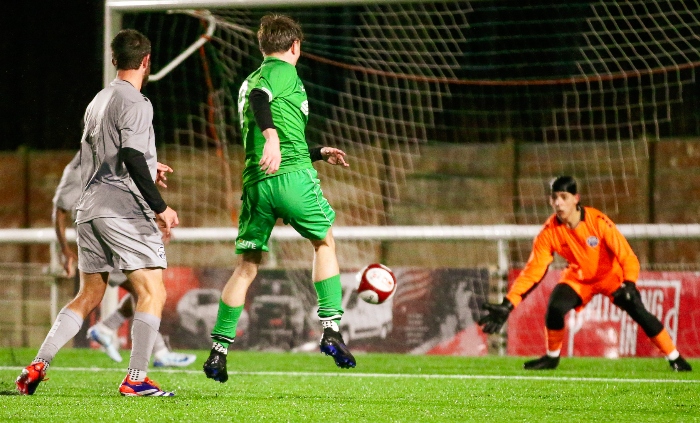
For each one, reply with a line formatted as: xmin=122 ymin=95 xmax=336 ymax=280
xmin=478 ymin=176 xmax=692 ymax=371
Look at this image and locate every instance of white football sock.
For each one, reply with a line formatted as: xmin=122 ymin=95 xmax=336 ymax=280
xmin=546 ymin=349 xmax=561 ymax=358
xmin=128 ymin=368 xmax=147 ymax=382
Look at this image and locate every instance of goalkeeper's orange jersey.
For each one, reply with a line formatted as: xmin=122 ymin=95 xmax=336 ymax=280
xmin=506 ymin=206 xmax=639 ymax=307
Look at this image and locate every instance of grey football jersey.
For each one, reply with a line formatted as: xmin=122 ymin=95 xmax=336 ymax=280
xmin=52 ymin=151 xmax=81 ymax=219
xmin=76 ymin=79 xmax=158 ymax=224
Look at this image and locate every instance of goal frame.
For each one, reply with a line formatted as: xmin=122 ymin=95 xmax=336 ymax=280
xmin=100 ymin=0 xmax=445 ymax=323
xmin=90 ymin=1 xmax=700 ymax=354
xmin=104 ymin=0 xmax=427 ymax=87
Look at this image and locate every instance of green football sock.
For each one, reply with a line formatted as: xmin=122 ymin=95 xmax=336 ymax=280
xmin=314 ymin=274 xmax=343 ymax=324
xmin=210 ymin=300 xmax=244 ymax=348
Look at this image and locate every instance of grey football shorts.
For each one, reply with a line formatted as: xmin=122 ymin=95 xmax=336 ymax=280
xmin=77 ymin=217 xmax=167 ymax=282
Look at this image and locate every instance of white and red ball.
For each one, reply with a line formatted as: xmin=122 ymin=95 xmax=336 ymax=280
xmin=356 ymin=263 xmax=397 ymax=304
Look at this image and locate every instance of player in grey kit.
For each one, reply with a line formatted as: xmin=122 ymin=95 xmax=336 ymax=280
xmin=52 ymin=151 xmax=195 ymax=368
xmin=16 ymin=29 xmax=179 ymax=397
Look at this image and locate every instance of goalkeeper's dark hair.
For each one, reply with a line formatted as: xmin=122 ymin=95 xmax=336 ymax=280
xmin=111 ymin=29 xmax=151 ymax=70
xmin=550 ymin=175 xmax=578 ymax=195
xmin=258 ymin=14 xmax=304 ymax=55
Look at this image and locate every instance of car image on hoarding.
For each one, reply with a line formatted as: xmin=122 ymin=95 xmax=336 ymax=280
xmin=177 ymin=288 xmax=248 ymax=347
xmin=339 ymin=272 xmax=394 ymax=344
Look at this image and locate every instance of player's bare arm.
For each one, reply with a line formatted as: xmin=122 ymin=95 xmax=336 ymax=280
xmin=120 ymin=147 xmax=178 ymax=242
xmin=156 ymin=162 xmax=173 ymax=188
xmin=156 ymin=206 xmax=179 ymax=243
xmin=53 ymin=206 xmax=77 ymax=277
xmin=321 ymin=147 xmax=349 ymax=167
xmin=309 ymin=146 xmax=349 ymax=167
xmin=259 ymin=128 xmax=281 ymax=175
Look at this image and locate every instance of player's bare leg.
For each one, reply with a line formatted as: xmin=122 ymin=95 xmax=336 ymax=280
xmin=87 ymin=279 xmax=195 ymax=367
xmin=311 ymin=229 xmax=340 ymax=282
xmin=116 ymin=280 xmax=136 ymax=318
xmin=221 ymin=252 xmax=261 ymax=306
xmin=312 ymin=229 xmax=355 ymax=369
xmin=16 ymin=272 xmax=108 ymax=395
xmin=118 ymin=268 xmax=174 ymax=396
xmin=204 ymin=251 xmax=261 ymax=383
xmin=87 ymin=282 xmax=135 ymax=363
xmin=68 ymin=272 xmax=110 ymax=316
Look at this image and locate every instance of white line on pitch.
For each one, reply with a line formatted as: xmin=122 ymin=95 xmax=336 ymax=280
xmin=0 ymin=366 xmax=697 ymax=384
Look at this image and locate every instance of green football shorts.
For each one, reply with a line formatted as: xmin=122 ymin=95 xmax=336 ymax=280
xmin=235 ymin=168 xmax=336 ymax=254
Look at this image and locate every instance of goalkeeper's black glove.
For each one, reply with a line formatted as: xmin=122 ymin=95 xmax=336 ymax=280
xmin=478 ymin=298 xmax=514 ymax=334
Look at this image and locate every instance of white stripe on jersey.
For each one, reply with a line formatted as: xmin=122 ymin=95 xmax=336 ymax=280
xmin=260 ymin=87 xmax=273 ymax=101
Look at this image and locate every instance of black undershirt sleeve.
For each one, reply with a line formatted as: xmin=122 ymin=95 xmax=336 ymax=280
xmin=120 ymin=147 xmax=167 ymax=214
xmin=249 ymin=88 xmax=275 ymax=131
xmin=308 ymin=146 xmax=323 ymax=162
xmin=250 ymin=88 xmax=323 ymax=162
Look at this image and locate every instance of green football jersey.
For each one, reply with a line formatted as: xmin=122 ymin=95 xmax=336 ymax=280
xmin=238 ymin=56 xmax=312 ymax=187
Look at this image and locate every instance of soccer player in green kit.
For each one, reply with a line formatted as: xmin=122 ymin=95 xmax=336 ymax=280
xmin=203 ymin=14 xmax=355 ymax=382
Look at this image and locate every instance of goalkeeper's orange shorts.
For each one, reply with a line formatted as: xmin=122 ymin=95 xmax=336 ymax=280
xmin=560 ymin=272 xmax=625 ymax=311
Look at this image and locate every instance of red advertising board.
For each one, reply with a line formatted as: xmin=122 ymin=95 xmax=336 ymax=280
xmin=507 ymin=270 xmax=700 ymax=358
xmin=152 ymin=267 xmax=490 ymax=355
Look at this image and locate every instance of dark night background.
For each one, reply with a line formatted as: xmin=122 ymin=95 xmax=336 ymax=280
xmin=1 ymin=2 xmax=103 ymax=152
xmin=2 ymin=1 xmax=699 ymax=152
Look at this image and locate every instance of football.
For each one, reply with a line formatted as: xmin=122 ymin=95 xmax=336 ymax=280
xmin=356 ymin=263 xmax=397 ymax=304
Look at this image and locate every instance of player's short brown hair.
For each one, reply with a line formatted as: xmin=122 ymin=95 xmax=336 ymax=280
xmin=111 ymin=29 xmax=151 ymax=70
xmin=257 ymin=14 xmax=304 ymax=55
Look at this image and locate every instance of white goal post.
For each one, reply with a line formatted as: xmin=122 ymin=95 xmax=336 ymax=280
xmin=8 ymin=224 xmax=700 ymax=243
xmin=103 ymin=0 xmax=428 ymax=86
xmin=3 ymin=224 xmax=700 ymax=321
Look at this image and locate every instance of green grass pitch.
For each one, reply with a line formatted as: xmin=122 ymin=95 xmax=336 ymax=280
xmin=1 ymin=348 xmax=698 ymax=422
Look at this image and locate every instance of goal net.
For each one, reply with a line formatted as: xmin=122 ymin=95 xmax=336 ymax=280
xmin=117 ymin=2 xmax=474 ymax=270
xmin=111 ymin=0 xmax=700 ymax=273
xmin=4 ymin=0 xmax=700 ymax=355
xmin=106 ymin=1 xmax=700 ymax=356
